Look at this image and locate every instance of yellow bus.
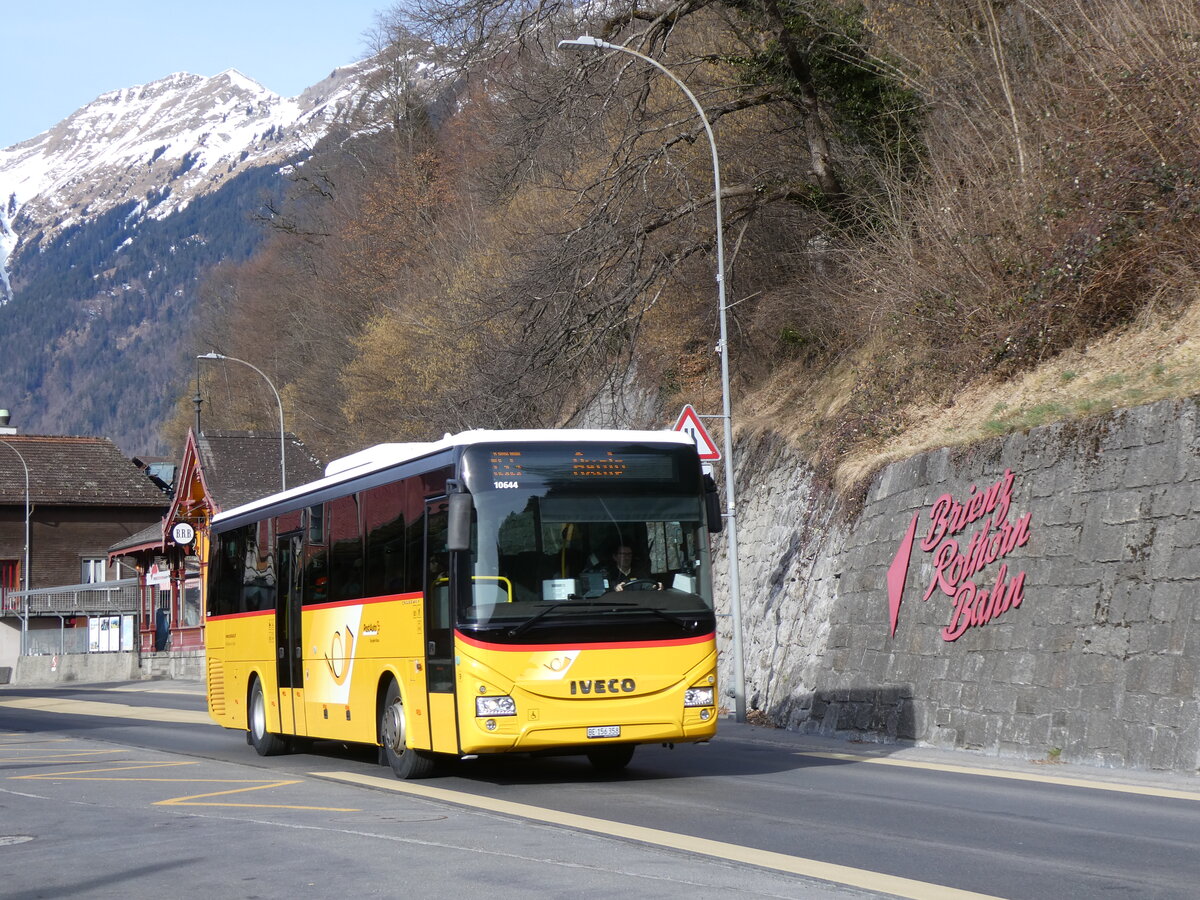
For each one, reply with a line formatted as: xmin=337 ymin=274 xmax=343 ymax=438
xmin=205 ymin=429 xmax=721 ymax=777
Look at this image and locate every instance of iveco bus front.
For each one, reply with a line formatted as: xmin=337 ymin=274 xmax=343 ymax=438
xmin=446 ymin=438 xmax=721 ymax=771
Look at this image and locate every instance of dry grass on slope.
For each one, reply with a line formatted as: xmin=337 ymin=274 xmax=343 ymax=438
xmin=745 ymin=295 xmax=1200 ymax=497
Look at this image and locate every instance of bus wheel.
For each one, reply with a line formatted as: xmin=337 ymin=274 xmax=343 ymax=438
xmin=380 ymin=680 xmax=436 ymax=779
xmin=248 ymin=677 xmax=287 ymax=757
xmin=586 ymin=744 xmax=635 ymax=773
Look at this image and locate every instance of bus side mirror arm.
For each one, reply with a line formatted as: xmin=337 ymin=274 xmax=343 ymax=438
xmin=704 ymin=474 xmax=723 ymax=533
xmin=447 ymin=491 xmax=473 ymax=551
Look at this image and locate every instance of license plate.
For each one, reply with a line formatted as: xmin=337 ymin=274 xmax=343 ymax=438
xmin=587 ymin=725 xmax=621 ymax=739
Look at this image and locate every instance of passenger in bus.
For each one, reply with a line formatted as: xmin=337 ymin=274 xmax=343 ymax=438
xmin=428 ymin=554 xmax=448 ymax=586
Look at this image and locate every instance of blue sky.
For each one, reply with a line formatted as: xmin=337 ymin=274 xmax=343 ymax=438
xmin=0 ymin=1 xmax=391 ymax=148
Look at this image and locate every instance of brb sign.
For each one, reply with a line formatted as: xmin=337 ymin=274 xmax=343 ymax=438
xmin=887 ymin=469 xmax=1032 ymax=642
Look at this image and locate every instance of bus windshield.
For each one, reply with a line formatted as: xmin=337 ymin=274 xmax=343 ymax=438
xmin=458 ymin=444 xmax=714 ymax=644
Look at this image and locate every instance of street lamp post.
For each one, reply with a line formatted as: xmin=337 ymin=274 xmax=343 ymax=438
xmin=197 ymin=353 xmax=287 ymax=492
xmin=558 ymin=36 xmax=747 ymax=722
xmin=0 ymin=438 xmax=31 ymax=656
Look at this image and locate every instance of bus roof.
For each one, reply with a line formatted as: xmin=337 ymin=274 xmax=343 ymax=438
xmin=211 ymin=428 xmax=694 ymax=526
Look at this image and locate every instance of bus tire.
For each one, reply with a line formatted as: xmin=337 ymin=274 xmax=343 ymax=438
xmin=587 ymin=744 xmax=635 ymax=773
xmin=380 ymin=679 xmax=436 ymax=779
xmin=248 ymin=677 xmax=287 ymax=757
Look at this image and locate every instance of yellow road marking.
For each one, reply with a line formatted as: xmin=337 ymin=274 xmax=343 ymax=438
xmin=797 ymin=751 xmax=1200 ymax=802
xmin=314 ymin=770 xmax=1001 ymax=900
xmin=0 ymin=696 xmax=212 ymax=725
xmin=0 ymin=734 xmax=74 ymax=741
xmin=9 ymin=755 xmax=358 ymax=812
xmin=0 ymin=748 xmax=125 ymax=762
xmin=0 ymin=736 xmax=97 ymax=745
xmin=156 ymin=781 xmax=357 ymax=810
xmin=14 ymin=761 xmax=200 ymax=779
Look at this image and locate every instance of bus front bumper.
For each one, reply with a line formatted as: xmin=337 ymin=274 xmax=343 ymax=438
xmin=460 ymin=704 xmax=717 ymax=754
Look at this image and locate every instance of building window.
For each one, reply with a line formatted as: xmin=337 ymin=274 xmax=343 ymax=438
xmin=182 ymin=583 xmax=201 ymax=627
xmin=82 ymin=558 xmax=108 ymax=584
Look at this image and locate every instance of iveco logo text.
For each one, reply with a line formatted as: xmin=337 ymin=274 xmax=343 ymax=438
xmin=569 ymin=678 xmax=636 ymax=695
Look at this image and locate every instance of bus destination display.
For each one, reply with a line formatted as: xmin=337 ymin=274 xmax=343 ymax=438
xmin=490 ymin=450 xmax=628 ymax=488
xmin=473 ymin=444 xmax=682 ymax=491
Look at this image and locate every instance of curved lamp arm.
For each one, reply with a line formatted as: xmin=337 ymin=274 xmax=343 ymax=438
xmin=197 ymin=353 xmax=287 ymax=491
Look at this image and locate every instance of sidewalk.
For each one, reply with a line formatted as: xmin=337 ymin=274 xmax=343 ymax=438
xmin=103 ymin=678 xmax=206 ymax=695
xmin=716 ymin=718 xmax=1200 ymax=799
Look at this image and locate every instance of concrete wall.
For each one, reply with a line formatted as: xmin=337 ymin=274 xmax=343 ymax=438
xmin=13 ymin=649 xmax=204 ymax=685
xmin=715 ymin=396 xmax=1200 ymax=772
xmin=0 ymin=620 xmax=18 ymax=669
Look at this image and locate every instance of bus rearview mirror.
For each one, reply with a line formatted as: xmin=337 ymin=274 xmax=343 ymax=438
xmin=704 ymin=475 xmax=723 ymax=533
xmin=447 ymin=492 xmax=473 ymax=551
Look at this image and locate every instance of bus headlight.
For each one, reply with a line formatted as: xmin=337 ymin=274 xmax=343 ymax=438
xmin=684 ymin=686 xmax=714 ymax=708
xmin=476 ymin=695 xmax=517 ymax=717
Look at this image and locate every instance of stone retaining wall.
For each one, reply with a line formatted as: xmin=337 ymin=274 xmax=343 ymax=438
xmin=715 ymin=396 xmax=1200 ymax=772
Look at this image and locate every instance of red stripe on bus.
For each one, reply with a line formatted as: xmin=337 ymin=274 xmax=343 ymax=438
xmin=206 ymin=592 xmax=422 ymax=621
xmin=206 ymin=608 xmax=273 ymax=622
xmin=303 ymin=592 xmax=422 ymax=612
xmin=454 ymin=630 xmax=714 ymax=653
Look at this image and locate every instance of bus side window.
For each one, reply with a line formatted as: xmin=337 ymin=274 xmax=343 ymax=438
xmin=403 ymin=482 xmax=427 ymax=596
xmin=247 ymin=518 xmax=275 ymax=611
xmin=303 ymin=504 xmax=328 ymax=604
xmin=364 ymin=482 xmax=406 ymax=596
xmin=328 ymin=494 xmax=363 ymax=603
xmin=426 ymin=501 xmax=450 ymax=630
xmin=209 ymin=527 xmax=243 ymax=617
xmin=424 ymin=498 xmax=454 ymax=693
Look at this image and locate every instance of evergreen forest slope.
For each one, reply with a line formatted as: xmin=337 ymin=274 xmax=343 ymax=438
xmin=181 ymin=0 xmax=1200 ymax=492
xmin=1 ymin=165 xmax=287 ymax=452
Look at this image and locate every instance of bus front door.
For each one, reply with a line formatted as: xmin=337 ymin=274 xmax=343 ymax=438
xmin=424 ymin=498 xmax=457 ymax=753
xmin=275 ymin=532 xmax=306 ymax=735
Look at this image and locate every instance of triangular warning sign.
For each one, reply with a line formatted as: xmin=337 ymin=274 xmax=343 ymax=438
xmin=673 ymin=404 xmax=721 ymax=461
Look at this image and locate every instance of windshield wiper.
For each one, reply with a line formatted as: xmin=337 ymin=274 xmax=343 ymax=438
xmin=578 ymin=599 xmax=701 ymax=629
xmin=625 ymin=605 xmax=702 ymax=630
xmin=507 ymin=600 xmax=704 ymax=638
xmin=507 ymin=599 xmax=610 ymax=638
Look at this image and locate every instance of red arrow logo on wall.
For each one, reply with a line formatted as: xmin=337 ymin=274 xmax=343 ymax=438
xmin=887 ymin=511 xmax=919 ymax=637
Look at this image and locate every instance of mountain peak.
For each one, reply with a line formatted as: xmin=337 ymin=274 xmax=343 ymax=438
xmin=94 ymin=71 xmax=204 ymax=100
xmin=0 ymin=59 xmax=377 ymax=285
xmin=213 ymin=68 xmax=269 ymax=93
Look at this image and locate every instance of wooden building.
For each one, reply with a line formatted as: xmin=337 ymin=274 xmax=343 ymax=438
xmin=109 ymin=430 xmax=324 ymax=654
xmin=0 ymin=435 xmax=169 ymax=592
xmin=0 ymin=435 xmax=170 ymax=661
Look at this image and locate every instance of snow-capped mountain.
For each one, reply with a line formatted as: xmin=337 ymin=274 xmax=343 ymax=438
xmin=0 ymin=55 xmax=413 ymax=454
xmin=0 ymin=60 xmax=375 ymax=296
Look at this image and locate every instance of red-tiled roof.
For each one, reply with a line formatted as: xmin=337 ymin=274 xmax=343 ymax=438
xmin=0 ymin=435 xmax=170 ymax=507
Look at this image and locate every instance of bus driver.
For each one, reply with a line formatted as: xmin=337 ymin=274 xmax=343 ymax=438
xmin=606 ymin=545 xmax=658 ymax=590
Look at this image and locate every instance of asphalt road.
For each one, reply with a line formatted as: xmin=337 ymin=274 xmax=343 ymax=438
xmin=1 ymin=681 xmax=1198 ymax=899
